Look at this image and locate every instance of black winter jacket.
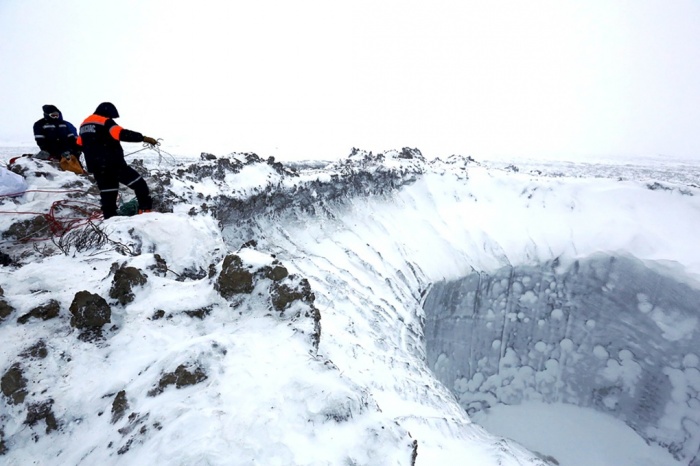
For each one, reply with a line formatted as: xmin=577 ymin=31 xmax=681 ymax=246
xmin=78 ymin=103 xmax=144 ymax=173
xmin=33 ymin=104 xmax=80 ymax=158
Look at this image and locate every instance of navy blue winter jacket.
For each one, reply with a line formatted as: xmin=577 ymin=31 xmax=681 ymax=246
xmin=33 ymin=104 xmax=80 ymax=158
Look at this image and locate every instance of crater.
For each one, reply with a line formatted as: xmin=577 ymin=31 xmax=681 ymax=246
xmin=423 ymin=254 xmax=700 ymax=465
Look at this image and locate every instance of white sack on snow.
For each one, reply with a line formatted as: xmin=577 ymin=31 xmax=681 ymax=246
xmin=0 ymin=166 xmax=28 ymax=196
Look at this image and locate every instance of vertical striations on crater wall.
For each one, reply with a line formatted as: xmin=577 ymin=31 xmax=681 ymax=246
xmin=424 ymin=254 xmax=700 ymax=463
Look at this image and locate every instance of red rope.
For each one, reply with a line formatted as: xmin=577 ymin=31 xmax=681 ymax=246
xmin=0 ymin=189 xmax=103 ymax=242
xmin=0 ymin=188 xmax=88 ymax=198
xmin=45 ymin=199 xmax=103 ymax=236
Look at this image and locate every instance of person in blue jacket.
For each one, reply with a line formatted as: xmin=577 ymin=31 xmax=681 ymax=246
xmin=33 ymin=104 xmax=81 ymax=160
xmin=77 ymin=102 xmax=158 ymax=219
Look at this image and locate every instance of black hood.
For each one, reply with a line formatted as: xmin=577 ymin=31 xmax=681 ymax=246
xmin=94 ymin=102 xmax=119 ymax=119
xmin=42 ymin=104 xmax=62 ymax=119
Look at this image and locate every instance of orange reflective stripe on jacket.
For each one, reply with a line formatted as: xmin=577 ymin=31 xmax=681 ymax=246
xmin=80 ymin=114 xmax=123 ymax=141
xmin=109 ymin=125 xmax=123 ymax=140
xmin=81 ymin=114 xmax=108 ymax=126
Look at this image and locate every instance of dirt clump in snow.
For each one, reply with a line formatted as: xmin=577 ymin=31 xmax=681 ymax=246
xmin=270 ymin=275 xmax=321 ymax=349
xmin=0 ymin=297 xmax=14 ymax=321
xmin=2 ymin=216 xmax=50 ymax=242
xmin=1 ymin=363 xmax=27 ymax=405
xmin=69 ymin=290 xmax=111 ymax=339
xmin=270 ymin=275 xmax=315 ymax=312
xmin=19 ymin=340 xmax=48 ymax=360
xmin=111 ymin=390 xmax=129 ymax=424
xmin=215 ymin=254 xmax=254 ymax=298
xmin=261 ymin=263 xmax=288 ymax=281
xmin=109 ymin=264 xmax=148 ymax=305
xmin=17 ymin=299 xmax=60 ymax=324
xmin=147 ymin=364 xmax=208 ymax=397
xmin=25 ymin=399 xmax=59 ymax=434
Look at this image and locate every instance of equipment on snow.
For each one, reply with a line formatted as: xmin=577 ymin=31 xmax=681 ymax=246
xmin=117 ymin=197 xmax=140 ymax=217
xmin=59 ymin=153 xmax=85 ymax=175
xmin=0 ymin=166 xmax=28 ymax=196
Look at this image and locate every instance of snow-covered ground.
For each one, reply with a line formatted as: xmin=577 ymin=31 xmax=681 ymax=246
xmin=0 ymin=145 xmax=698 ymax=465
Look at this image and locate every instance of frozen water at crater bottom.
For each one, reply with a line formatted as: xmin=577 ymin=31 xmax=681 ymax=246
xmin=471 ymin=401 xmax=685 ymax=466
xmin=423 ymin=254 xmax=700 ymax=465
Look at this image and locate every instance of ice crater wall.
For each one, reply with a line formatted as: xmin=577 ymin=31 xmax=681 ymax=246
xmin=424 ymin=254 xmax=700 ymax=463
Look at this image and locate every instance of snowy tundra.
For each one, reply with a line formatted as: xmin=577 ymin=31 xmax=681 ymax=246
xmin=0 ymin=146 xmax=699 ymax=466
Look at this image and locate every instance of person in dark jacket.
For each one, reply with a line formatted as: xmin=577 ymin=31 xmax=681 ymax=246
xmin=33 ymin=104 xmax=81 ymax=160
xmin=77 ymin=102 xmax=158 ymax=219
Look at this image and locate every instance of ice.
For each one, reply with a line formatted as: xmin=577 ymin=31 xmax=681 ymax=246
xmin=472 ymin=402 xmax=685 ymax=466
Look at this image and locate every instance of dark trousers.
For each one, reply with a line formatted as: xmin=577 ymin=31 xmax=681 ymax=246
xmin=94 ymin=165 xmax=152 ymax=219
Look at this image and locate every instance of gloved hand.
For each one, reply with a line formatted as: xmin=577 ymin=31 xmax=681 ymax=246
xmin=61 ymin=151 xmax=71 ymax=158
xmin=143 ymin=136 xmax=158 ymax=146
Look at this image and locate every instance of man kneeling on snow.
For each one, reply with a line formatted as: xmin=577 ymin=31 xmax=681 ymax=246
xmin=33 ymin=104 xmax=81 ymax=161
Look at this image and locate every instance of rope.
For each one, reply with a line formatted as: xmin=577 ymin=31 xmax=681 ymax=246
xmin=151 ymin=139 xmax=178 ymax=165
xmin=125 ymin=139 xmax=178 ymax=165
xmin=0 ymin=188 xmax=88 ymax=199
xmin=0 ymin=188 xmax=102 ymax=242
xmin=2 ymin=138 xmax=178 ymax=244
xmin=124 ymin=146 xmax=150 ymax=157
xmin=1 ymin=200 xmax=102 ymax=242
xmin=10 ymin=139 xmax=180 ymax=167
xmin=45 ymin=199 xmax=103 ymax=236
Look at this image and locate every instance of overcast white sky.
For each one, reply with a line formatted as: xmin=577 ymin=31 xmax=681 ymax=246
xmin=1 ymin=0 xmax=699 ymax=161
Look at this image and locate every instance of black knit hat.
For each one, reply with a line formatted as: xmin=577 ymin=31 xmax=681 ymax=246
xmin=94 ymin=102 xmax=119 ymax=118
xmin=42 ymin=104 xmax=60 ymax=118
